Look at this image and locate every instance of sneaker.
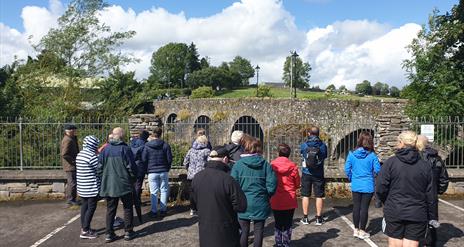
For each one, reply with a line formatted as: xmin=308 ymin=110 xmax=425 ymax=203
xmin=190 ymin=209 xmax=197 ymax=216
xmin=353 ymin=229 xmax=359 ymax=238
xmin=113 ymin=217 xmax=124 ymax=228
xmin=67 ymin=200 xmax=81 ymax=206
xmin=357 ymin=230 xmax=370 ymax=239
xmin=124 ymin=231 xmax=137 ymax=241
xmin=105 ymin=233 xmax=117 ymax=243
xmin=300 ymin=217 xmax=309 ymax=225
xmin=315 ymin=216 xmax=325 ymax=226
xmin=80 ymin=230 xmax=98 ymax=239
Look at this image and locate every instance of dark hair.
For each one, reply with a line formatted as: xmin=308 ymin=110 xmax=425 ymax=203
xmin=139 ymin=130 xmax=149 ymax=141
xmin=242 ymin=136 xmax=263 ymax=154
xmin=152 ymin=127 xmax=163 ymax=138
xmin=356 ymin=131 xmax=374 ymax=152
xmin=278 ymin=143 xmax=291 ymax=157
xmin=309 ymin=126 xmax=320 ymax=136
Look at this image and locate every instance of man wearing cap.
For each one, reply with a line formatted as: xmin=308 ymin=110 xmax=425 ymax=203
xmin=61 ymin=124 xmax=80 ymax=205
xmin=191 ymin=146 xmax=247 ymax=247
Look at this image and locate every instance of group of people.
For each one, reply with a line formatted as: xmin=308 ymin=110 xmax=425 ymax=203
xmin=61 ymin=123 xmax=449 ymax=247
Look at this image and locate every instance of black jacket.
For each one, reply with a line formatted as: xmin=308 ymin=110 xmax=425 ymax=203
xmin=142 ymin=139 xmax=172 ymax=174
xmin=376 ymin=148 xmax=437 ymax=222
xmin=225 ymin=143 xmax=244 ymax=163
xmin=421 ymin=147 xmax=449 ymax=195
xmin=191 ymin=161 xmax=247 ymax=247
xmin=130 ymin=138 xmax=147 ymax=179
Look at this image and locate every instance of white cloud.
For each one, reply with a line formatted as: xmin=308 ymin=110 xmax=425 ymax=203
xmin=0 ymin=0 xmax=421 ymax=89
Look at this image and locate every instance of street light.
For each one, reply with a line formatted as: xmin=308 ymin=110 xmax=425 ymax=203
xmin=290 ymin=50 xmax=299 ymax=99
xmin=255 ymin=65 xmax=260 ymax=96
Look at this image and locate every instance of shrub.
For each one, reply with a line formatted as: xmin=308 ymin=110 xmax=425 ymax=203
xmin=170 ymin=142 xmax=190 ymax=168
xmin=190 ymin=86 xmax=214 ymax=99
xmin=177 ymin=109 xmax=191 ymax=121
xmin=256 ymin=85 xmax=272 ymax=98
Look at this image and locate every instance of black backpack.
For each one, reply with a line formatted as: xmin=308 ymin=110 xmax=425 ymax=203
xmin=305 ymin=146 xmax=321 ymax=168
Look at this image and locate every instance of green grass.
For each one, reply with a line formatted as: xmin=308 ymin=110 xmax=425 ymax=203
xmin=214 ymin=87 xmax=396 ymax=101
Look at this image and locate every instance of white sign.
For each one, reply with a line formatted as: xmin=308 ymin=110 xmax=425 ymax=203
xmin=421 ymin=124 xmax=435 ymax=142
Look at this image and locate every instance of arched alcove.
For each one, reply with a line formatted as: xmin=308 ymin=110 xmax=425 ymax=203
xmin=193 ymin=115 xmax=211 ymax=136
xmin=333 ymin=129 xmax=375 ymax=160
xmin=232 ymin=116 xmax=264 ymax=142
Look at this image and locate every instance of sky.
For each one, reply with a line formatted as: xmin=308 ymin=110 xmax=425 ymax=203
xmin=0 ymin=0 xmax=459 ymax=89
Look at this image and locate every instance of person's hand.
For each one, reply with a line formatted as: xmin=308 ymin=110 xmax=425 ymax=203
xmin=429 ymin=220 xmax=440 ymax=228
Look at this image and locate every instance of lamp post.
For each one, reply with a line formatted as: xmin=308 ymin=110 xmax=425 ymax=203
xmin=290 ymin=50 xmax=299 ymax=99
xmin=255 ymin=65 xmax=260 ymax=96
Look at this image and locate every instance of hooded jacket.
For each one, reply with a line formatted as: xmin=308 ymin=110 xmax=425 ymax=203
xmin=300 ymin=136 xmax=328 ymax=178
xmin=142 ymin=139 xmax=172 ymax=174
xmin=183 ymin=141 xmax=211 ymax=180
xmin=191 ymin=160 xmax=247 ymax=247
xmin=231 ymin=155 xmax=277 ymax=220
xmin=344 ymin=148 xmax=381 ymax=193
xmin=130 ymin=138 xmax=147 ymax=179
xmin=376 ymin=148 xmax=437 ymax=222
xmin=225 ymin=143 xmax=244 ymax=164
xmin=420 ymin=147 xmax=449 ymax=195
xmin=97 ymin=140 xmax=138 ymax=197
xmin=270 ymin=156 xmax=301 ymax=210
xmin=76 ymin=136 xmax=100 ymax=198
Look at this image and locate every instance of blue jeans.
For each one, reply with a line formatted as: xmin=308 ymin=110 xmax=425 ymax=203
xmin=148 ymin=172 xmax=169 ymax=213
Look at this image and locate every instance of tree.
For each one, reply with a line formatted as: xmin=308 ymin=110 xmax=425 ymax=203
xmin=390 ymin=86 xmax=401 ymax=97
xmin=150 ymin=43 xmax=189 ymax=88
xmin=355 ymin=80 xmax=373 ymax=95
xmin=373 ymin=82 xmax=383 ymax=95
xmin=185 ymin=42 xmax=201 ymax=75
xmin=326 ymin=84 xmax=336 ymax=91
xmin=200 ymin=57 xmax=210 ymax=69
xmin=380 ymin=83 xmax=390 ymax=96
xmin=186 ymin=66 xmax=236 ymax=90
xmin=229 ymin=56 xmax=255 ymax=86
xmin=0 ymin=63 xmax=23 ymax=118
xmin=402 ymin=2 xmax=464 ymax=117
xmin=282 ymin=56 xmax=311 ymax=89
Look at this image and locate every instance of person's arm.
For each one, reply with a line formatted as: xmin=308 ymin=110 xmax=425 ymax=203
xmin=97 ymin=150 xmax=105 ymax=178
xmin=293 ymin=164 xmax=301 ymax=190
xmin=165 ymin=143 xmax=173 ymax=169
xmin=344 ymin=153 xmax=353 ymax=181
xmin=437 ymin=157 xmax=449 ymax=195
xmin=426 ymin=167 xmax=438 ymax=221
xmin=320 ymin=143 xmax=328 ymax=159
xmin=183 ymin=150 xmax=191 ymax=169
xmin=373 ymin=154 xmax=381 ymax=176
xmin=125 ymin=147 xmax=138 ymax=181
xmin=375 ymin=160 xmax=391 ymax=203
xmin=228 ymin=178 xmax=247 ymax=213
xmin=61 ymin=139 xmax=76 ymax=167
xmin=266 ymin=162 xmax=277 ymax=197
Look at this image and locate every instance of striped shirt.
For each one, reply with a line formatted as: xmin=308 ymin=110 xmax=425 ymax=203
xmin=76 ymin=136 xmax=100 ymax=198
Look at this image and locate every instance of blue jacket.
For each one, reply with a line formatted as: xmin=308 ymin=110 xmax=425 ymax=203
xmin=130 ymin=138 xmax=147 ymax=179
xmin=142 ymin=139 xmax=172 ymax=174
xmin=300 ymin=136 xmax=328 ymax=177
xmin=344 ymin=148 xmax=381 ymax=193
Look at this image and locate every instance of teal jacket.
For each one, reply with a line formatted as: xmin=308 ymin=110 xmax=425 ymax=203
xmin=231 ymin=155 xmax=277 ymax=220
xmin=97 ymin=141 xmax=137 ymax=198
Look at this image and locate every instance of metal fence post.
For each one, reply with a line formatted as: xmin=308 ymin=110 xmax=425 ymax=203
xmin=19 ymin=117 xmax=23 ymax=171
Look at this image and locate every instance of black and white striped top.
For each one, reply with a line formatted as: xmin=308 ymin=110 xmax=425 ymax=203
xmin=76 ymin=136 xmax=100 ymax=198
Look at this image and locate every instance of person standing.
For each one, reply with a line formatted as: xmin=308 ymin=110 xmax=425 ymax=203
xmin=61 ymin=124 xmax=80 ymax=206
xmin=344 ymin=131 xmax=381 ymax=239
xmin=299 ymin=126 xmax=328 ymax=225
xmin=231 ymin=136 xmax=277 ymax=247
xmin=417 ymin=135 xmax=449 ymax=247
xmin=142 ymin=127 xmax=172 ymax=217
xmin=76 ymin=135 xmax=100 ymax=239
xmin=270 ymin=144 xmax=301 ymax=247
xmin=225 ymin=130 xmax=244 ymax=167
xmin=376 ymin=131 xmax=437 ymax=247
xmin=98 ymin=127 xmax=138 ymax=242
xmin=191 ymin=145 xmax=247 ymax=247
xmin=183 ymin=135 xmax=211 ymax=215
xmin=130 ymin=130 xmax=150 ymax=204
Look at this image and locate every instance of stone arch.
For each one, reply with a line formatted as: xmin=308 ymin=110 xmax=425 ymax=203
xmin=232 ymin=116 xmax=264 ymax=142
xmin=165 ymin=113 xmax=177 ymax=132
xmin=193 ymin=115 xmax=211 ymax=136
xmin=333 ymin=128 xmax=375 ymax=161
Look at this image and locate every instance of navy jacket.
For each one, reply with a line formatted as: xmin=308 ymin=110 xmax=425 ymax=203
xmin=130 ymin=138 xmax=147 ymax=179
xmin=142 ymin=139 xmax=172 ymax=174
xmin=300 ymin=136 xmax=328 ymax=177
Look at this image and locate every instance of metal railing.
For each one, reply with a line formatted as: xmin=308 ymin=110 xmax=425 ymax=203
xmin=0 ymin=117 xmax=463 ymax=170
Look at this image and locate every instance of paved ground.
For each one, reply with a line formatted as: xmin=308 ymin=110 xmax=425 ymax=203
xmin=0 ymin=198 xmax=463 ymax=247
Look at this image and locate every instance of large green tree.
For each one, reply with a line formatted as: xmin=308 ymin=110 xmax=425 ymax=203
xmin=282 ymin=56 xmax=311 ymax=89
xmin=150 ymin=42 xmax=189 ymax=88
xmin=229 ymin=56 xmax=255 ymax=86
xmin=402 ymin=1 xmax=464 ymax=117
xmin=355 ymin=80 xmax=373 ymax=95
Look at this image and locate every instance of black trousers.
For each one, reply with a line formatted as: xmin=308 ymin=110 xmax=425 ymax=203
xmin=135 ymin=178 xmax=144 ymax=204
xmin=106 ymin=193 xmax=134 ymax=234
xmin=80 ymin=196 xmax=98 ymax=231
xmin=239 ymin=219 xmax=265 ymax=247
xmin=352 ymin=192 xmax=373 ymax=230
xmin=273 ymin=209 xmax=295 ymax=231
xmin=65 ymin=171 xmax=77 ymax=202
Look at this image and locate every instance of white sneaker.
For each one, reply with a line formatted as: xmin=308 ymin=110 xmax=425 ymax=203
xmin=189 ymin=209 xmax=197 ymax=216
xmin=358 ymin=230 xmax=370 ymax=239
xmin=353 ymin=229 xmax=359 ymax=238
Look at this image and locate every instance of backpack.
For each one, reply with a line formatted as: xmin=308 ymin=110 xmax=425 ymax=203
xmin=304 ymin=145 xmax=321 ymax=169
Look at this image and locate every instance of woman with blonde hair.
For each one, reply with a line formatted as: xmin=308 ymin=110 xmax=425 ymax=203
xmin=376 ymin=131 xmax=437 ymax=247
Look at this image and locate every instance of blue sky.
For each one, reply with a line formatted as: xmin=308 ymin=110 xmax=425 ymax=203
xmin=1 ymin=0 xmax=457 ymax=32
xmin=0 ymin=0 xmax=460 ymax=88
